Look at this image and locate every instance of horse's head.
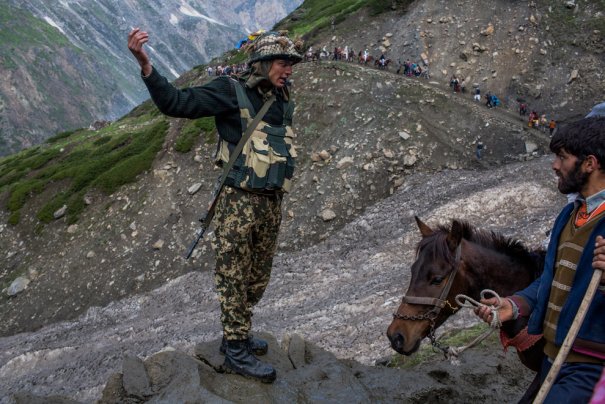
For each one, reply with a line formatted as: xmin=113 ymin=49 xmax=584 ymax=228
xmin=386 ymin=216 xmax=469 ymax=355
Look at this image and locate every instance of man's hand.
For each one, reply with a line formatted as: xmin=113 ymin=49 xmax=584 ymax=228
xmin=127 ymin=28 xmax=152 ymax=77
xmin=593 ymin=235 xmax=605 ymax=284
xmin=474 ymin=296 xmax=514 ymax=324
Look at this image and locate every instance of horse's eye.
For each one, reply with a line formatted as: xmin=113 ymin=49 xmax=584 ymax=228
xmin=430 ymin=277 xmax=444 ymax=285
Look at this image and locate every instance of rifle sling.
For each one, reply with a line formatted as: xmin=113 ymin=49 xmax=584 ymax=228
xmin=201 ymin=94 xmax=276 ymax=229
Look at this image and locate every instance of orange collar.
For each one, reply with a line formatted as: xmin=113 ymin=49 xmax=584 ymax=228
xmin=575 ymin=200 xmax=605 ymax=227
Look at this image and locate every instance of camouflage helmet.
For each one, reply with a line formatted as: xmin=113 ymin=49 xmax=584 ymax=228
xmin=244 ymin=31 xmax=303 ymax=65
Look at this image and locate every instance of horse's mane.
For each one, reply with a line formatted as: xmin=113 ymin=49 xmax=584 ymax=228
xmin=417 ymin=220 xmax=545 ymax=279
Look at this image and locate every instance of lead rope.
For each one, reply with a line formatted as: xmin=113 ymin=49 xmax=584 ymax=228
xmin=436 ymin=289 xmax=503 ymax=365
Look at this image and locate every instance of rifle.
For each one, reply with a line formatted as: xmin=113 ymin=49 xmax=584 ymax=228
xmin=184 ymin=93 xmax=275 ymax=259
xmin=184 ymin=225 xmax=207 ymax=260
xmin=184 ymin=177 xmax=222 ymax=259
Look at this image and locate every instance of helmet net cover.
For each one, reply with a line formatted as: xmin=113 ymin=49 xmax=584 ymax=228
xmin=244 ymin=31 xmax=303 ymax=65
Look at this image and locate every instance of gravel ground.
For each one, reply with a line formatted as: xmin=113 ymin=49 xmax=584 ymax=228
xmin=0 ymin=155 xmax=562 ymax=402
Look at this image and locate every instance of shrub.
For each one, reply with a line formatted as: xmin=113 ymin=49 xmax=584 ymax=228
xmin=3 ymin=119 xmax=169 ymax=225
xmin=7 ymin=179 xmax=43 ymax=212
xmin=46 ymin=129 xmax=78 ymax=144
xmin=94 ymin=121 xmax=168 ymax=194
xmin=37 ymin=192 xmax=68 ymax=223
xmin=174 ymin=117 xmax=216 ymax=153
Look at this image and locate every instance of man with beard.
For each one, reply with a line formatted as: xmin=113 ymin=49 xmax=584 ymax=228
xmin=476 ymin=116 xmax=605 ymax=402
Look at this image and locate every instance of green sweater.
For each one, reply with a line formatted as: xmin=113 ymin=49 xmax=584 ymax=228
xmin=141 ymin=67 xmax=291 ymax=145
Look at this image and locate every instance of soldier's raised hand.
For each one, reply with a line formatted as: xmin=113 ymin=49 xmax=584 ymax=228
xmin=127 ymin=28 xmax=152 ymax=77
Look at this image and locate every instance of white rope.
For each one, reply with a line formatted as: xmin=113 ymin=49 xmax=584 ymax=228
xmin=455 ymin=289 xmax=503 ymax=328
xmin=443 ymin=327 xmax=496 ymax=365
xmin=438 ymin=289 xmax=503 ymax=365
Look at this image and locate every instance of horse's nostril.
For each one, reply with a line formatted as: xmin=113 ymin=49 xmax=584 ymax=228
xmin=389 ymin=332 xmax=405 ymax=350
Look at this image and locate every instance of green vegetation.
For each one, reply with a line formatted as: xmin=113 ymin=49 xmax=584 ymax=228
xmin=174 ymin=117 xmax=216 ymax=153
xmin=46 ymin=129 xmax=79 ymax=144
xmin=0 ymin=4 xmax=71 ymax=49
xmin=387 ymin=323 xmax=496 ymax=369
xmin=122 ymin=100 xmax=161 ymax=120
xmin=0 ymin=116 xmax=168 ymax=225
xmin=276 ymin=0 xmax=367 ymax=38
xmin=274 ymin=0 xmax=415 ymax=40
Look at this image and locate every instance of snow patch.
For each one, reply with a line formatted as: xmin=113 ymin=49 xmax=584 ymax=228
xmin=428 ymin=181 xmax=552 ymax=222
xmin=169 ymin=13 xmax=179 ymax=25
xmin=43 ymin=16 xmax=66 ymax=35
xmin=179 ymin=3 xmax=227 ymax=26
xmin=0 ymin=347 xmax=78 ymax=379
xmin=146 ymin=45 xmax=180 ymax=78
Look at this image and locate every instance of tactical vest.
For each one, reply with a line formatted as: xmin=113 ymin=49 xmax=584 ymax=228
xmin=216 ymin=79 xmax=297 ymax=193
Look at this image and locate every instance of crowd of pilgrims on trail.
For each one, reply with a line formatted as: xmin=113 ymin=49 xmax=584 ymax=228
xmin=303 ymin=45 xmax=430 ymax=77
xmin=205 ymin=46 xmax=556 ymax=134
xmin=206 ymin=63 xmax=248 ymax=77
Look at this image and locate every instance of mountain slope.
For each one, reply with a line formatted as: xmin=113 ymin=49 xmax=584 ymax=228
xmin=0 ymin=3 xmax=125 ymax=154
xmin=0 ymin=0 xmax=303 ymax=156
xmin=2 ymin=0 xmax=595 ymax=337
xmin=2 ymin=0 xmax=602 ymax=336
xmin=0 ymin=153 xmax=559 ymax=402
xmin=0 ymin=59 xmax=551 ymax=337
xmin=279 ymin=0 xmax=604 ymax=120
xmin=1 ymin=0 xmax=601 ymax=400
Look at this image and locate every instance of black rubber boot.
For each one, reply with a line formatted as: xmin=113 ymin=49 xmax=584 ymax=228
xmin=220 ymin=335 xmax=268 ymax=356
xmin=223 ymin=339 xmax=276 ymax=383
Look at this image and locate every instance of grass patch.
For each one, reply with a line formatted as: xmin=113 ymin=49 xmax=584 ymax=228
xmin=0 ymin=4 xmax=71 ymax=48
xmin=222 ymin=49 xmax=249 ymax=66
xmin=1 ymin=117 xmax=169 ymax=225
xmin=122 ymin=100 xmax=161 ymax=120
xmin=174 ymin=117 xmax=216 ymax=153
xmin=277 ymin=0 xmax=367 ymax=38
xmin=46 ymin=129 xmax=79 ymax=144
xmin=386 ymin=323 xmax=496 ymax=369
xmin=275 ymin=0 xmax=416 ymax=40
xmin=7 ymin=179 xmax=45 ymax=212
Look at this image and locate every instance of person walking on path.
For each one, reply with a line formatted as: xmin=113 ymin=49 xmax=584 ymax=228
xmin=474 ymin=87 xmax=481 ymax=102
xmin=475 ymin=140 xmax=484 ymax=160
xmin=128 ymin=28 xmax=303 ymax=383
xmin=549 ymin=119 xmax=557 ymax=136
xmin=475 ymin=117 xmax=605 ymax=403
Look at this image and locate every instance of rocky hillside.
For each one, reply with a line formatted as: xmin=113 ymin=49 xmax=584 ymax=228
xmin=0 ymin=0 xmax=302 ymax=156
xmin=0 ymin=153 xmax=557 ymax=402
xmin=0 ymin=59 xmax=553 ymax=338
xmin=0 ymin=0 xmax=603 ymax=401
xmin=279 ymin=0 xmax=604 ymax=121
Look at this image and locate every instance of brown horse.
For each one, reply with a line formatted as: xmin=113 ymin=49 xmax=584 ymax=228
xmin=386 ymin=217 xmax=545 ymax=402
xmin=358 ymin=54 xmax=374 ymax=65
xmin=374 ymin=58 xmax=391 ymax=69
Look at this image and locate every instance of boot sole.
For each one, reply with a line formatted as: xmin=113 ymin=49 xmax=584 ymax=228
xmin=222 ymin=362 xmax=276 ymax=383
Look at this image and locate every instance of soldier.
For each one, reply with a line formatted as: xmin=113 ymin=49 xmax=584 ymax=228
xmin=127 ymin=29 xmax=303 ymax=383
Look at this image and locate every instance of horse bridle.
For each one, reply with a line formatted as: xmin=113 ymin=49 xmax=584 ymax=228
xmin=392 ymin=243 xmax=462 ymax=352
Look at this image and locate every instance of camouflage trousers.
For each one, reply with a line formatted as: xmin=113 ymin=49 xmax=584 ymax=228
xmin=211 ymin=185 xmax=282 ymax=340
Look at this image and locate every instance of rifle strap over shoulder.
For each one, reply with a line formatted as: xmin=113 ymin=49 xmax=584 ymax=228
xmin=201 ymin=93 xmax=276 ymax=229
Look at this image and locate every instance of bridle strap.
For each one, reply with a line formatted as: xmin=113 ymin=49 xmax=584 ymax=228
xmin=392 ymin=242 xmax=463 ymax=355
xmin=395 ymin=242 xmax=462 ymax=317
xmin=402 ymin=296 xmax=446 ymax=308
xmin=435 ymin=242 xmax=462 ymax=304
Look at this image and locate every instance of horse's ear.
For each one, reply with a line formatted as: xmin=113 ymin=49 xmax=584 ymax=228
xmin=415 ymin=216 xmax=433 ymax=237
xmin=447 ymin=220 xmax=464 ymax=251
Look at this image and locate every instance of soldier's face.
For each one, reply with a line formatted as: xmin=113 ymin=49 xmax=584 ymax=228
xmin=268 ymin=59 xmax=293 ymax=88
